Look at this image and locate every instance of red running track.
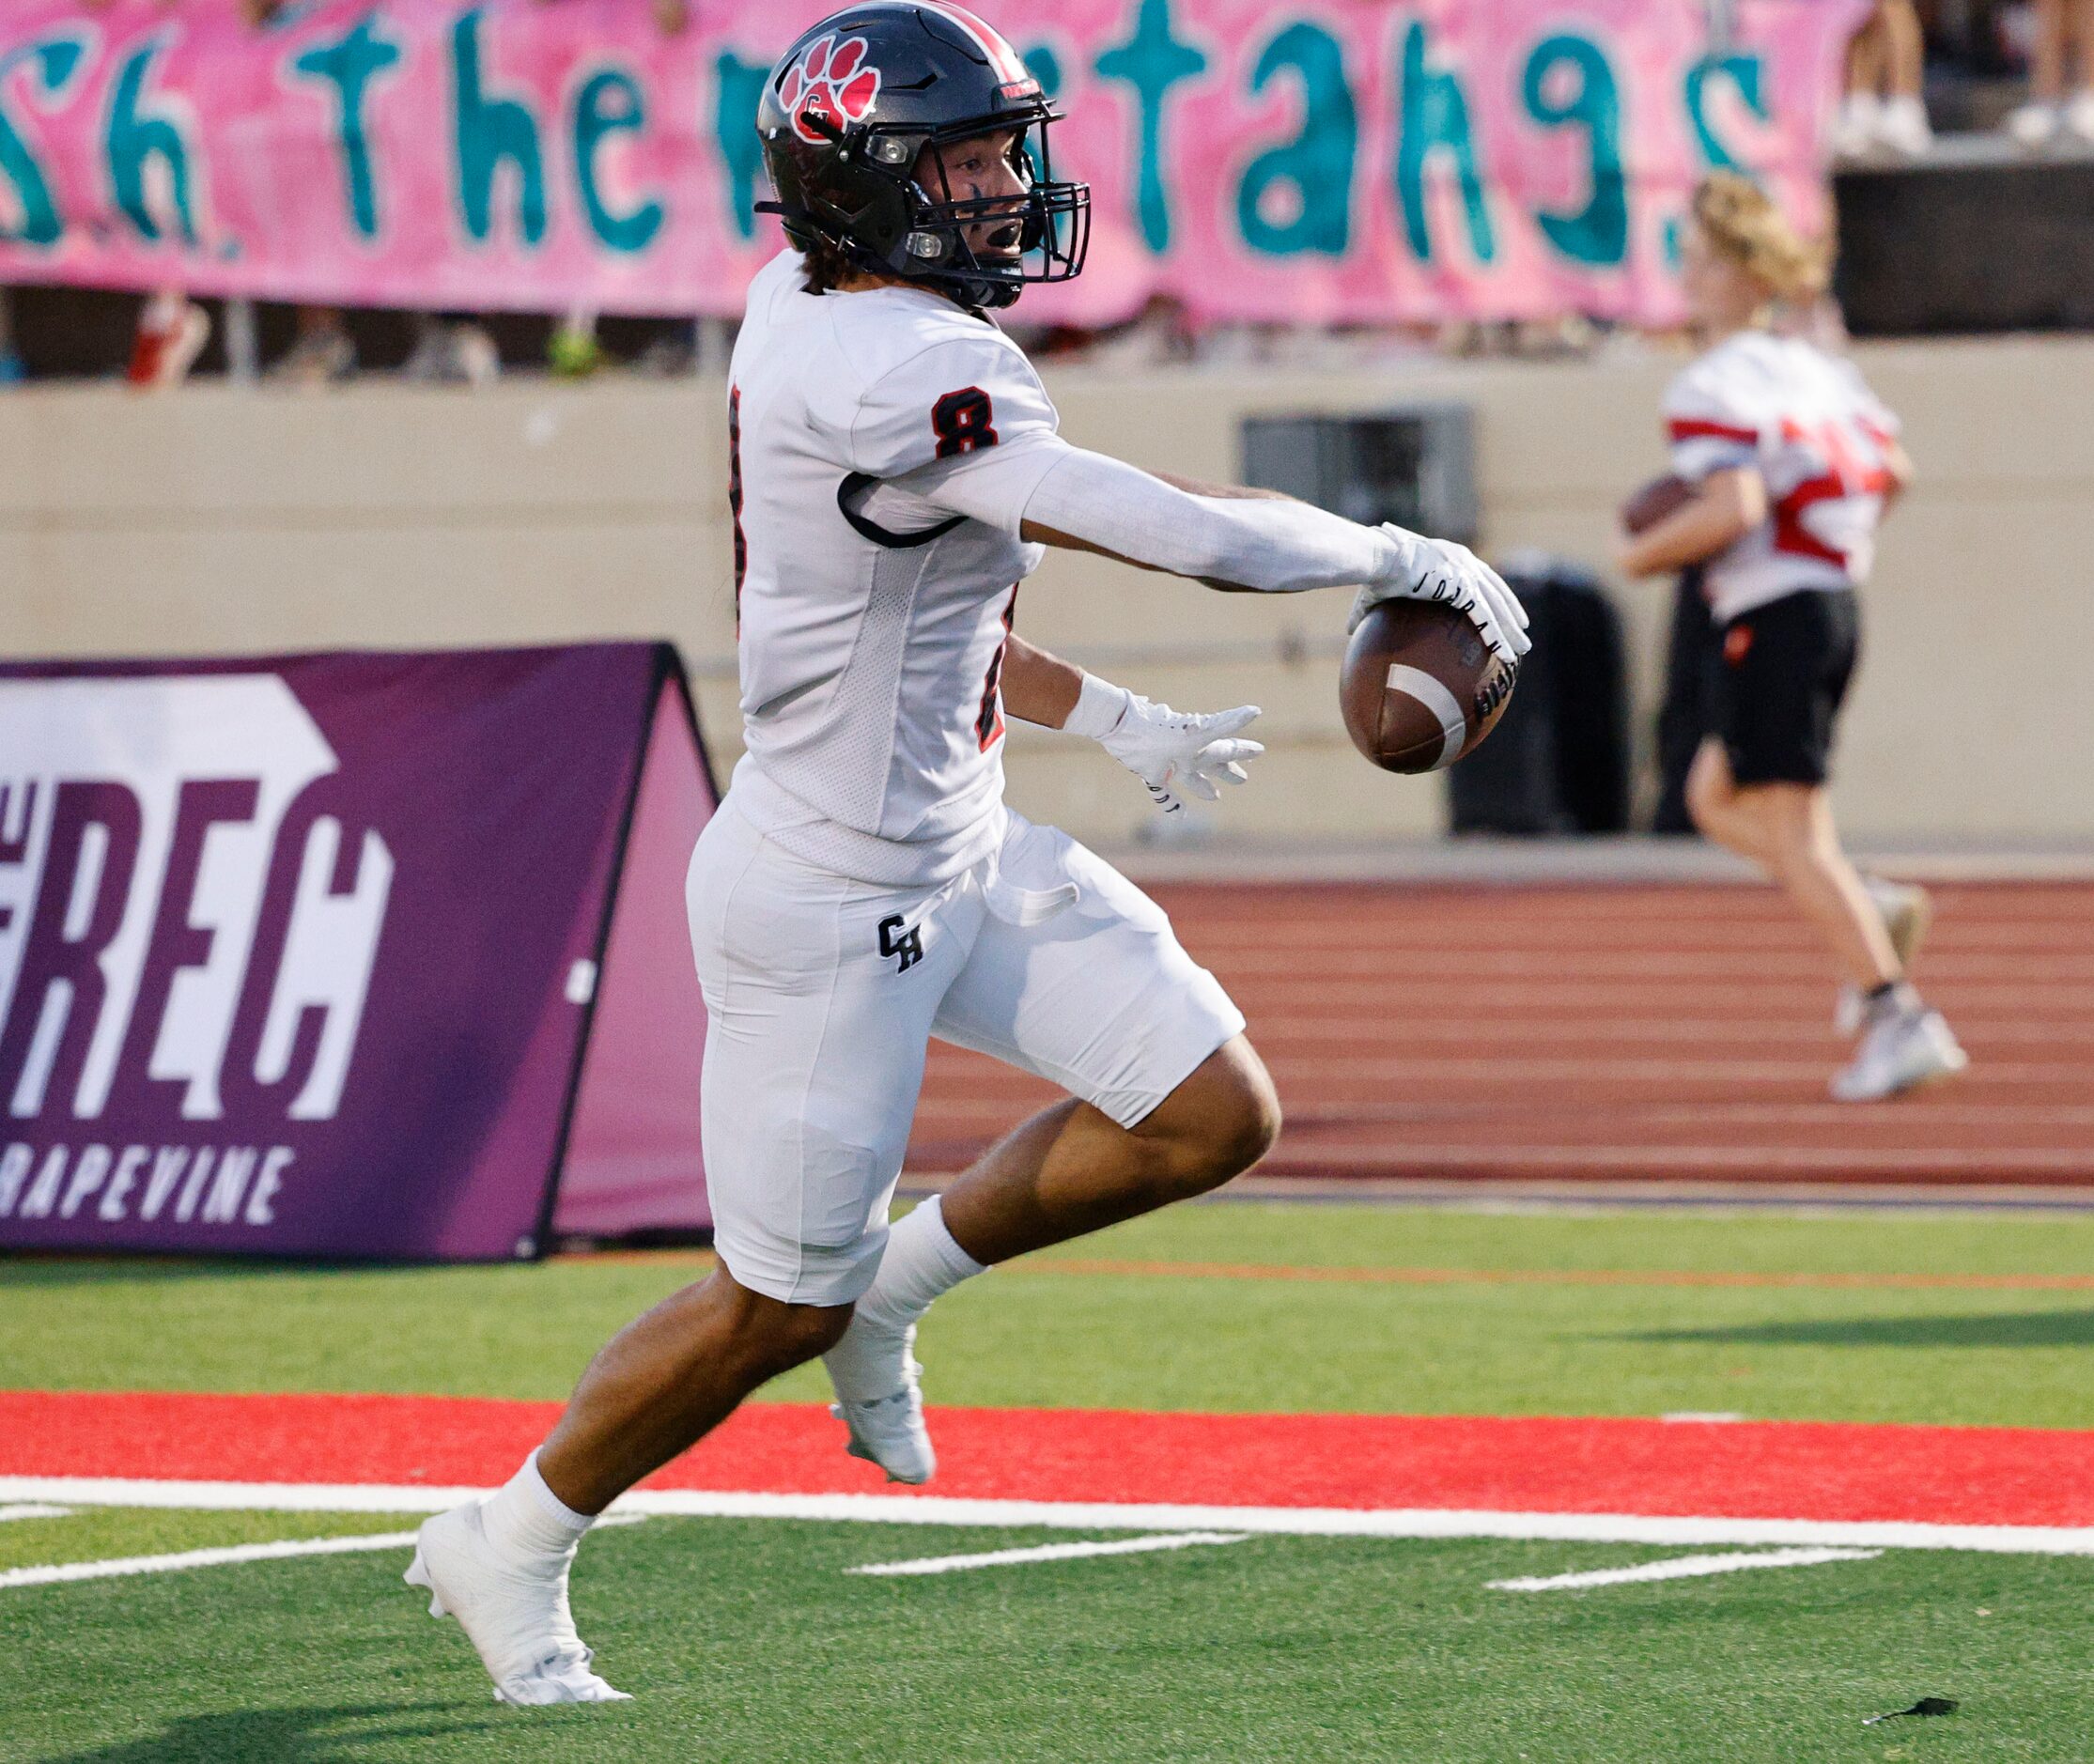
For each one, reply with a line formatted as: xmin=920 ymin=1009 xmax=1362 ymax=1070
xmin=911 ymin=881 xmax=2094 ymax=1187
xmin=8 ymin=1390 xmax=2094 ymax=1530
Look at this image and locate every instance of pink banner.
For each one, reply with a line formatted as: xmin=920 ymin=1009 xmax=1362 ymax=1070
xmin=0 ymin=0 xmax=1864 ymax=325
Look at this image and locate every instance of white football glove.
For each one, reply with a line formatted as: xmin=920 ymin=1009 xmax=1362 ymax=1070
xmin=1348 ymin=529 xmax=1531 ymax=664
xmin=1066 ymin=676 xmax=1264 ymax=814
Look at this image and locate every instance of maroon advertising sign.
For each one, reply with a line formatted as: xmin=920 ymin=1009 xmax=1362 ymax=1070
xmin=0 ymin=643 xmax=715 ymax=1261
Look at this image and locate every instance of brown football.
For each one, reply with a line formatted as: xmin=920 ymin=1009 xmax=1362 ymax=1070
xmin=1340 ymin=599 xmax=1518 ymax=775
xmin=1619 ymin=472 xmax=1695 ymax=535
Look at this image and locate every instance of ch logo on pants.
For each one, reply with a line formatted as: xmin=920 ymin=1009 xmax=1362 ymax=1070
xmin=877 ymin=914 xmax=924 ymax=974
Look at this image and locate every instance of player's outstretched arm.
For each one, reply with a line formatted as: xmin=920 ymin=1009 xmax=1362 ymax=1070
xmin=985 ymin=447 xmax=1528 ymax=662
xmin=1001 ymin=634 xmax=1264 ymax=814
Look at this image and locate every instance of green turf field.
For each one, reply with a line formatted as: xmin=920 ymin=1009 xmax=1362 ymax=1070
xmin=8 ymin=1202 xmax=2094 ymax=1426
xmin=5 ymin=1514 xmax=2087 ymax=1762
xmin=6 ymin=1200 xmax=2094 ymax=1761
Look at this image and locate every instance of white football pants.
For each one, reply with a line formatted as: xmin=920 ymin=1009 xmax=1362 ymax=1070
xmin=686 ymin=796 xmax=1245 ymax=1306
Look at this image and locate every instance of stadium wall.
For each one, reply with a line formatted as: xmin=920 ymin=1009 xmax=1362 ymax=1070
xmin=0 ymin=335 xmax=2086 ymax=846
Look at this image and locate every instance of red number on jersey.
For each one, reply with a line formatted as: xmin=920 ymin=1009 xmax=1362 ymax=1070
xmin=1771 ymin=416 xmax=1893 ymax=570
xmin=933 ymin=387 xmax=998 ymax=458
xmin=975 ymin=587 xmax=1017 ymax=752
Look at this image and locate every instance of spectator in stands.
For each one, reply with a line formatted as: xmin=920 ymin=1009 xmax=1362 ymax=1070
xmin=404 ymin=312 xmax=501 ymax=386
xmin=128 ymin=286 xmax=210 ymax=390
xmin=2005 ymin=0 xmax=2094 ymax=144
xmin=0 ymin=291 xmax=23 ymax=386
xmin=1837 ymin=0 xmax=1934 ymax=157
xmin=269 ymin=303 xmax=356 ymax=387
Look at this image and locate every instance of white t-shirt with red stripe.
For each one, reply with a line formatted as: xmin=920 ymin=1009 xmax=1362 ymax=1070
xmin=1662 ymin=330 xmax=1900 ymax=623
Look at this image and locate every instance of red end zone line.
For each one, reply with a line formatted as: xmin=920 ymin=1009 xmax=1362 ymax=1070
xmin=7 ymin=1391 xmax=2094 ymax=1554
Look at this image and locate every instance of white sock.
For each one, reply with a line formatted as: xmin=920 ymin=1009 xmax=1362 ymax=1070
xmin=860 ymin=1195 xmax=987 ymax=1330
xmin=826 ymin=1196 xmax=986 ymax=1403
xmin=479 ymin=1448 xmax=594 ymax=1562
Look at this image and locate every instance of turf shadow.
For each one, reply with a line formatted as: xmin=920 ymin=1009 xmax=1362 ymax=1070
xmin=35 ymin=1701 xmax=496 ymax=1763
xmin=1623 ymin=1308 xmax=2094 ymax=1350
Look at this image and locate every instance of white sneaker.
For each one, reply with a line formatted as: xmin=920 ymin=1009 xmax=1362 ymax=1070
xmin=1831 ymin=1002 xmax=1969 ymax=1102
xmin=2006 ymin=101 xmax=2060 ymax=148
xmin=824 ymin=1318 xmax=936 ymax=1485
xmin=1837 ymin=879 xmax=1935 ymax=1034
xmin=405 ymin=1500 xmax=629 ymax=1707
xmin=1876 ymin=95 xmax=1933 ymax=156
xmin=2064 ymin=91 xmax=2094 ymax=144
xmin=1834 ymin=92 xmax=1884 ymax=159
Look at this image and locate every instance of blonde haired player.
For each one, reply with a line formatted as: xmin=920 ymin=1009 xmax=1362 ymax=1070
xmin=1618 ymin=173 xmax=1964 ymax=1102
xmin=401 ymin=1 xmax=1528 ymax=1706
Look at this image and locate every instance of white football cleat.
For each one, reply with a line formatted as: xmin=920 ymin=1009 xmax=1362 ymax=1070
xmin=1831 ymin=1002 xmax=1969 ymax=1102
xmin=1837 ymin=879 xmax=1934 ymax=1035
xmin=824 ymin=1318 xmax=936 ymax=1486
xmin=405 ymin=1500 xmax=629 ymax=1708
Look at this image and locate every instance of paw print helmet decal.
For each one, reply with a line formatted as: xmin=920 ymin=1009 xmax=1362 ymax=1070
xmin=778 ymin=34 xmax=883 ymax=144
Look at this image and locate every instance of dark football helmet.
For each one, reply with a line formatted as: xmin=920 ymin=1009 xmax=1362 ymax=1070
xmin=756 ymin=3 xmax=1090 ymax=310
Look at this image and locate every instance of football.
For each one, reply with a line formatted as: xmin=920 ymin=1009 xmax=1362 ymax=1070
xmin=1339 ymin=598 xmax=1519 ymax=774
xmin=1619 ymin=472 xmax=1696 ymax=535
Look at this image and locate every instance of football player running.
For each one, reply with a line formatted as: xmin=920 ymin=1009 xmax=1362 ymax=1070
xmin=1617 ymin=174 xmax=1964 ymax=1101
xmin=405 ymin=0 xmax=1527 ymax=1706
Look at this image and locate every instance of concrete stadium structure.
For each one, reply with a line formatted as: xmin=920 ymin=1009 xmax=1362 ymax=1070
xmin=1 ymin=335 xmax=2086 ymax=849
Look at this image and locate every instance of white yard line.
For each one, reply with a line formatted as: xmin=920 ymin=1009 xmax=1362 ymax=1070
xmin=1489 ymin=1546 xmax=1882 ymax=1591
xmin=0 ymin=1504 xmax=73 ymax=1522
xmin=0 ymin=1529 xmax=424 ymax=1590
xmin=850 ymin=1530 xmax=1250 ymax=1577
xmin=0 ymin=1509 xmax=647 ymax=1594
xmin=5 ymin=1478 xmax=2092 ymax=1557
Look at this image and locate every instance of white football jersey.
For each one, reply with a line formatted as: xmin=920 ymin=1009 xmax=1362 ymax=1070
xmin=1663 ymin=330 xmax=1900 ymax=622
xmin=725 ymin=249 xmax=1069 ymax=886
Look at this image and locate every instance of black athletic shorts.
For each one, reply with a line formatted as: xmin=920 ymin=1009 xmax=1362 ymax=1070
xmin=1707 ymin=588 xmax=1860 ymax=787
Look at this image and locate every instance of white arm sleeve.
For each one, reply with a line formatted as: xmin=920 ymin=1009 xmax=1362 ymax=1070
xmin=912 ymin=440 xmax=1404 ymax=593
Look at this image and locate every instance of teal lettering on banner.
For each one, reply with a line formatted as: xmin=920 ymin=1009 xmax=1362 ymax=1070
xmin=1094 ymin=0 xmax=1207 ymax=253
xmin=1394 ymin=22 xmax=1494 ymax=265
xmin=105 ymin=35 xmax=198 ymax=244
xmin=1237 ymin=22 xmax=1355 ymax=256
xmin=1022 ymin=44 xmax=1063 ymax=96
xmin=0 ymin=39 xmax=82 ymax=248
xmin=1521 ymin=33 xmax=1625 ymax=266
xmin=291 ymin=14 xmax=403 ymax=240
xmin=573 ymin=69 xmax=662 ymax=253
xmin=1686 ymin=53 xmax=1768 ymax=169
xmin=451 ymin=9 xmax=546 ymax=246
xmin=713 ymin=52 xmax=767 ymax=240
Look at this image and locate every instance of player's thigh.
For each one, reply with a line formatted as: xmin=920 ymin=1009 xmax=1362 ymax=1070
xmin=932 ymin=813 xmax=1246 ymax=1131
xmin=688 ymin=807 xmax=974 ymax=1305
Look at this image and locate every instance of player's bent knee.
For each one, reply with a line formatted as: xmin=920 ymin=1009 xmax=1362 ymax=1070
xmin=715 ymin=1275 xmax=854 ymax=1374
xmin=1154 ymin=1040 xmax=1281 ymax=1193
